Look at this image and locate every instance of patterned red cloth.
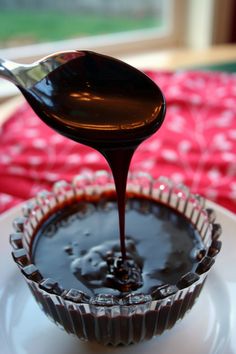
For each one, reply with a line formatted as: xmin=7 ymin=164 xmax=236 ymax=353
xmin=0 ymin=70 xmax=236 ymax=214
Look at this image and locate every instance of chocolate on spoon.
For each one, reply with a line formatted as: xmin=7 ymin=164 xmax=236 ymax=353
xmin=0 ymin=50 xmax=166 ymax=262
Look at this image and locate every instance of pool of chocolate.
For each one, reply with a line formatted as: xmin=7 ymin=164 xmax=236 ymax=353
xmin=32 ymin=194 xmax=205 ymax=297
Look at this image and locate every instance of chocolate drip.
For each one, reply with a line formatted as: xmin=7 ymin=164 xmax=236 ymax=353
xmin=20 ymin=51 xmax=165 ymax=261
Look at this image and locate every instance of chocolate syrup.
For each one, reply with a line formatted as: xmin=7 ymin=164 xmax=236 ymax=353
xmin=20 ymin=51 xmax=165 ymax=264
xmin=9 ymin=51 xmax=221 ymax=345
xmin=32 ymin=194 xmax=204 ymax=296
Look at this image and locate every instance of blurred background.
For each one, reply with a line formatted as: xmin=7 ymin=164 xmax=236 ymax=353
xmin=0 ymin=0 xmax=235 ymax=63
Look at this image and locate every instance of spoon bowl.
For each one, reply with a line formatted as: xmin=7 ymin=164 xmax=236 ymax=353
xmin=0 ymin=50 xmax=165 ymax=149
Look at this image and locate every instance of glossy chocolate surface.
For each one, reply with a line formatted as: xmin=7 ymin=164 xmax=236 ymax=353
xmin=33 ymin=195 xmax=204 ymax=296
xmin=21 ymin=51 xmax=165 ymax=148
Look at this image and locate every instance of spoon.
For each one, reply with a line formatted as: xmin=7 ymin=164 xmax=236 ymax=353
xmin=0 ymin=50 xmax=165 ymax=149
xmin=0 ymin=50 xmax=166 ymax=259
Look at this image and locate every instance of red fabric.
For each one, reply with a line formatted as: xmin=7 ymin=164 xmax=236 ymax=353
xmin=0 ymin=70 xmax=236 ymax=214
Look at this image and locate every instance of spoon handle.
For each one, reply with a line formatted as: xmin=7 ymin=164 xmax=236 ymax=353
xmin=0 ymin=51 xmax=83 ymax=89
xmin=0 ymin=58 xmax=21 ymax=86
xmin=0 ymin=58 xmax=40 ymax=88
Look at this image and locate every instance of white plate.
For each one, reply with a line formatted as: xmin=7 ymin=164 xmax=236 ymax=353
xmin=0 ymin=202 xmax=235 ymax=354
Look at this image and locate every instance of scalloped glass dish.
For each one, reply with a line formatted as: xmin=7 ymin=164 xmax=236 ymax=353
xmin=9 ymin=171 xmax=222 ymax=346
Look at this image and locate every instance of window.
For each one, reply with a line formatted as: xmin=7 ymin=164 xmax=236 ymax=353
xmin=0 ymin=0 xmax=173 ymax=60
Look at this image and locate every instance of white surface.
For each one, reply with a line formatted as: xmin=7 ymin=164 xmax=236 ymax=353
xmin=0 ymin=202 xmax=235 ymax=354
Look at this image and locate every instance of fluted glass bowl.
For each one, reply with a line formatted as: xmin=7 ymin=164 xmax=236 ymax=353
xmin=10 ymin=171 xmax=222 ymax=346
